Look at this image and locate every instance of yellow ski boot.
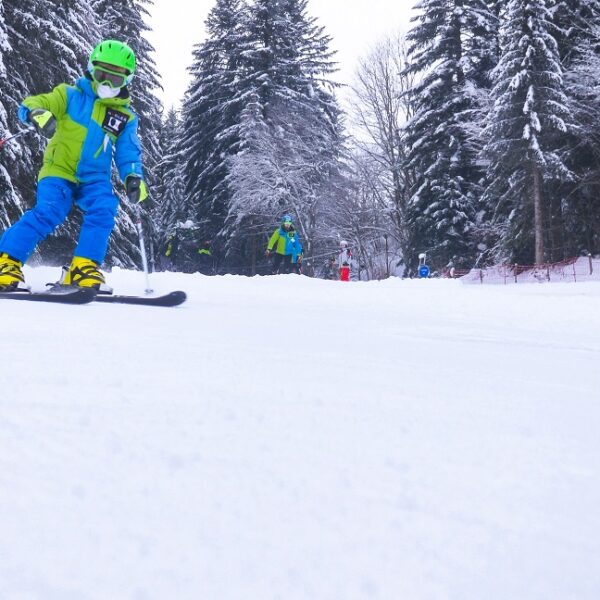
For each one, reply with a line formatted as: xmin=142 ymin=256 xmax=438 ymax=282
xmin=0 ymin=253 xmax=26 ymax=290
xmin=62 ymin=256 xmax=106 ymax=289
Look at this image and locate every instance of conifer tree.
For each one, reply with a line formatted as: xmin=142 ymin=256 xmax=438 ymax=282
xmin=154 ymin=107 xmax=186 ymax=265
xmin=404 ymin=0 xmax=495 ymax=273
xmin=180 ymin=0 xmax=249 ymax=253
xmin=4 ymin=0 xmax=96 ymax=98
xmin=553 ymin=0 xmax=600 ymax=66
xmin=467 ymin=1 xmax=501 ymax=90
xmin=226 ymin=0 xmax=344 ymax=271
xmin=0 ymin=0 xmax=21 ymax=229
xmin=552 ymin=1 xmax=600 ymax=256
xmin=482 ymin=0 xmax=574 ymax=264
xmin=1 ymin=0 xmax=99 ymax=263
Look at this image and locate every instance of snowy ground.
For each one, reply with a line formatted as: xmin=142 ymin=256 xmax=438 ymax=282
xmin=1 ymin=267 xmax=599 ymax=600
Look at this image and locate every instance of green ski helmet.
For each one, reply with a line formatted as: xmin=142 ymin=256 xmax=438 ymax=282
xmin=88 ymin=40 xmax=136 ymax=88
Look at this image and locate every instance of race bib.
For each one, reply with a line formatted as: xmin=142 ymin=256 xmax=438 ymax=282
xmin=102 ymin=108 xmax=129 ymax=137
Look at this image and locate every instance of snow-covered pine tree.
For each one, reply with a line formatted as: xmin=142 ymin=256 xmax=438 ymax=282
xmin=154 ymin=107 xmax=186 ymax=269
xmin=179 ymin=0 xmax=250 ymax=261
xmin=466 ymin=1 xmax=501 ymax=90
xmin=553 ymin=0 xmax=600 ymax=66
xmin=90 ymin=0 xmax=163 ymax=267
xmin=0 ymin=0 xmax=21 ymax=229
xmin=4 ymin=0 xmax=96 ymax=98
xmin=226 ymin=0 xmax=344 ymax=272
xmin=403 ymin=0 xmax=494 ymax=274
xmin=458 ymin=0 xmax=501 ymax=266
xmin=2 ymin=0 xmax=99 ymax=264
xmin=482 ymin=0 xmax=574 ymax=265
xmin=552 ymin=0 xmax=600 ymax=256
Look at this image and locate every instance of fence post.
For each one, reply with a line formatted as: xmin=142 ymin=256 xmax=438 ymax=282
xmin=547 ymin=265 xmax=550 ymax=282
xmin=514 ymin=263 xmax=518 ymax=283
xmin=589 ymin=253 xmax=593 ymax=275
xmin=479 ymin=269 xmax=483 ymax=284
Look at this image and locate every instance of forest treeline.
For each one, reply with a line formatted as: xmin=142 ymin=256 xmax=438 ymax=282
xmin=1 ymin=0 xmax=600 ymax=277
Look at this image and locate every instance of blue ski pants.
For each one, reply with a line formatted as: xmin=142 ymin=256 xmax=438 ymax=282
xmin=0 ymin=176 xmax=119 ymax=264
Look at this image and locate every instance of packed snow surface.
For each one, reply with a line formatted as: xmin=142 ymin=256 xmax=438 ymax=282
xmin=1 ymin=267 xmax=599 ymax=600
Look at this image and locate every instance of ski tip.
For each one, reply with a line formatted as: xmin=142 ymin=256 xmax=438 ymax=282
xmin=92 ymin=289 xmax=187 ymax=306
xmin=168 ymin=291 xmax=187 ymax=306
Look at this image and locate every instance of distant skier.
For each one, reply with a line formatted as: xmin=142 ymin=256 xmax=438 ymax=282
xmin=322 ymin=255 xmax=337 ymax=280
xmin=197 ymin=240 xmax=216 ymax=275
xmin=266 ymin=215 xmax=303 ymax=274
xmin=0 ymin=40 xmax=147 ymax=291
xmin=338 ymin=240 xmax=352 ymax=281
xmin=287 ymin=230 xmax=303 ymax=274
xmin=162 ymin=231 xmax=179 ymax=271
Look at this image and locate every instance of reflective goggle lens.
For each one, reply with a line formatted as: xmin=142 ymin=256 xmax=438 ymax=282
xmin=92 ymin=67 xmax=127 ymax=88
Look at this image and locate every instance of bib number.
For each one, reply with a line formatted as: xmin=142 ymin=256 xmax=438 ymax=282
xmin=102 ymin=109 xmax=129 ymax=137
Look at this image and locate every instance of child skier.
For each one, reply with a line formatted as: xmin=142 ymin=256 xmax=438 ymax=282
xmin=266 ymin=215 xmax=303 ymax=274
xmin=287 ymin=229 xmax=303 ymax=274
xmin=338 ymin=240 xmax=352 ymax=281
xmin=0 ymin=39 xmax=147 ymax=291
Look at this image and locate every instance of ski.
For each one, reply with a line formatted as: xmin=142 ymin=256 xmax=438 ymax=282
xmin=0 ymin=287 xmax=96 ymax=304
xmin=0 ymin=284 xmax=187 ymax=307
xmin=93 ymin=290 xmax=187 ymax=307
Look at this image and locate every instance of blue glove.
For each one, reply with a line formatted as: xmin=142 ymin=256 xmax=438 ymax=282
xmin=18 ymin=105 xmax=31 ymax=125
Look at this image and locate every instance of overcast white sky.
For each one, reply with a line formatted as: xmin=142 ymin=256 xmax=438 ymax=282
xmin=146 ymin=0 xmax=417 ymax=109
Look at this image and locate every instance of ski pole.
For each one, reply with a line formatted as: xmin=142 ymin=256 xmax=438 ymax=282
xmin=133 ymin=203 xmax=154 ymax=294
xmin=0 ymin=127 xmax=34 ymax=150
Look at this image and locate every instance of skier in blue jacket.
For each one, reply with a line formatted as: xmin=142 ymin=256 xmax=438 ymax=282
xmin=0 ymin=40 xmax=147 ymax=290
xmin=287 ymin=229 xmax=303 ymax=274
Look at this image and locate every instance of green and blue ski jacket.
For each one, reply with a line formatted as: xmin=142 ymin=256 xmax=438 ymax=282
xmin=22 ymin=76 xmax=143 ymax=184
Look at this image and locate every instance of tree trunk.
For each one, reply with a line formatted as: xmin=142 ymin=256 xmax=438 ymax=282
xmin=251 ymin=235 xmax=257 ymax=276
xmin=532 ymin=162 xmax=544 ymax=265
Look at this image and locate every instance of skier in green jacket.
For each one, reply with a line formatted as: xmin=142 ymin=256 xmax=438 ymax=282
xmin=266 ymin=215 xmax=303 ymax=274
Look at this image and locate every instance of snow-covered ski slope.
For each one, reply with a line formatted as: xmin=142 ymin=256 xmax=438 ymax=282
xmin=1 ymin=266 xmax=599 ymax=600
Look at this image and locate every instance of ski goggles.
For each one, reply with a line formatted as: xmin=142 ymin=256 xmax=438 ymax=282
xmin=90 ymin=64 xmax=131 ymax=89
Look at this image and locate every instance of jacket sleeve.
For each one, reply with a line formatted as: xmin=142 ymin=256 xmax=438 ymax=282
xmin=267 ymin=229 xmax=280 ymax=251
xmin=338 ymin=250 xmax=351 ymax=267
xmin=114 ymin=114 xmax=144 ymax=183
xmin=22 ymin=84 xmax=68 ymax=118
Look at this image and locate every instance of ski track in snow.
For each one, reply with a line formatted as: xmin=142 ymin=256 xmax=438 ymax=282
xmin=1 ymin=266 xmax=599 ymax=600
